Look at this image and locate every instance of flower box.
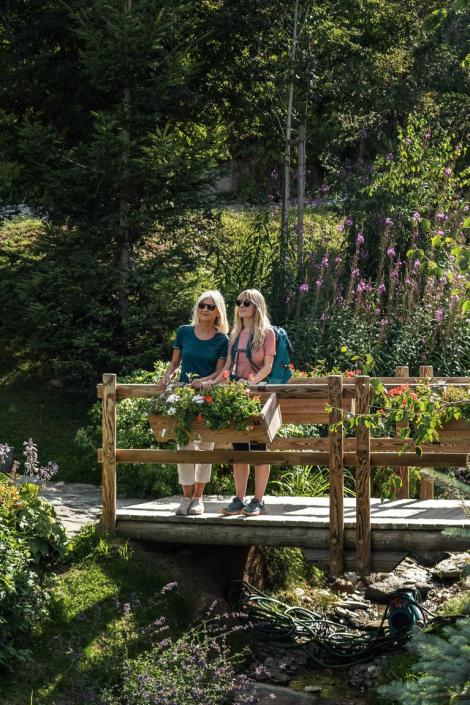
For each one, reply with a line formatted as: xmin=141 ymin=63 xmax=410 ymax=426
xmin=149 ymin=392 xmax=282 ymax=444
xmin=438 ymin=420 xmax=470 ymax=443
xmin=278 ymin=397 xmax=355 ymax=424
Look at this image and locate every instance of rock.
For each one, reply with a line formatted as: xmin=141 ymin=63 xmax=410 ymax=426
xmin=251 ymin=683 xmax=318 ymax=704
xmin=330 ymin=578 xmax=355 ymax=594
xmin=337 ymin=599 xmax=370 ymax=610
xmin=304 ymin=685 xmax=322 ymax=694
xmin=365 ymin=558 xmax=433 ymax=603
xmin=410 ymin=550 xmax=449 ymax=567
xmin=343 ymin=571 xmax=360 ymax=584
xmin=434 ymin=553 xmax=470 ymax=580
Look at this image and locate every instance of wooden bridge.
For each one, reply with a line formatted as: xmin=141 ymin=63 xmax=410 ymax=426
xmin=97 ymin=366 xmax=470 ymax=577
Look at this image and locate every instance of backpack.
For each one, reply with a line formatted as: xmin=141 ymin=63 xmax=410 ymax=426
xmin=231 ymin=326 xmax=294 ymax=384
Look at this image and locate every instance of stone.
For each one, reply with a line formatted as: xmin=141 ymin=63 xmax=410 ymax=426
xmin=330 ymin=578 xmax=355 ymax=594
xmin=365 ymin=558 xmax=433 ymax=603
xmin=434 ymin=553 xmax=470 ymax=580
xmin=304 ymin=685 xmax=322 ymax=694
xmin=250 ymin=683 xmax=318 ymax=704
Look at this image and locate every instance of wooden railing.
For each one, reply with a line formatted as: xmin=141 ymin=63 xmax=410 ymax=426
xmin=97 ymin=368 xmax=470 ymax=577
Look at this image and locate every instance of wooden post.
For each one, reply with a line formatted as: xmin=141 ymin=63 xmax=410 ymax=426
xmin=395 ymin=366 xmax=410 ymax=499
xmin=102 ymin=373 xmax=117 ymax=531
xmin=355 ymin=376 xmax=371 ymax=577
xmin=328 ymin=375 xmax=344 ymax=577
xmin=419 ymin=365 xmax=435 ymax=500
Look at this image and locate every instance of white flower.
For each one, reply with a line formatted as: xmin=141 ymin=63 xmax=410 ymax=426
xmin=167 ymin=407 xmax=177 ymax=415
xmin=166 ymin=394 xmax=179 ymax=404
xmin=193 ymin=395 xmax=205 ymax=404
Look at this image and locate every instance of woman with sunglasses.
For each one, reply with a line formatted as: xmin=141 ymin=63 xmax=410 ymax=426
xmin=204 ymin=289 xmax=275 ymax=516
xmin=159 ymin=290 xmax=229 ymax=515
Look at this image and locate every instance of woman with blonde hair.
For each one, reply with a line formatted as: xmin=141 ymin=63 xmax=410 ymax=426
xmin=159 ymin=290 xmax=229 ymax=515
xmin=204 ymin=288 xmax=275 ymax=516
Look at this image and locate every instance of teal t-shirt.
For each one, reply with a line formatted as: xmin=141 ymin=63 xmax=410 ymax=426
xmin=173 ymin=325 xmax=229 ymax=383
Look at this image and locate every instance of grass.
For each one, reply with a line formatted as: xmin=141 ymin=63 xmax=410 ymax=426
xmin=0 ymin=527 xmax=193 ymax=705
xmin=0 ymin=362 xmax=93 ymax=483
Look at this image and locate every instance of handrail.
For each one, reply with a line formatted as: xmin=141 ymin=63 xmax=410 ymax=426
xmin=97 ymin=370 xmax=470 ymax=578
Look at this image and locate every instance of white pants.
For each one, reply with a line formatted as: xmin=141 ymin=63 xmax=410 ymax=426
xmin=177 ymin=440 xmax=214 ymax=485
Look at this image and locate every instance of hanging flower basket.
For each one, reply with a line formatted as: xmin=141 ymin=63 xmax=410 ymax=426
xmin=149 ymin=382 xmax=282 ymax=445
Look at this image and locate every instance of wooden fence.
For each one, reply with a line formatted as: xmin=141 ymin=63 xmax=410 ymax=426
xmin=97 ymin=366 xmax=470 ymax=577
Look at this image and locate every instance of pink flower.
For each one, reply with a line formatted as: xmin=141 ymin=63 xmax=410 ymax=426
xmin=386 ymin=152 xmax=394 ymax=161
xmin=384 ymin=217 xmax=393 ymax=227
xmin=412 ymin=211 xmax=421 ymax=222
xmin=444 ymin=167 xmax=452 ymax=177
xmin=356 ymin=232 xmax=365 ymax=246
xmin=387 ymin=246 xmax=396 ymax=258
xmin=299 ymin=282 xmax=309 ymax=294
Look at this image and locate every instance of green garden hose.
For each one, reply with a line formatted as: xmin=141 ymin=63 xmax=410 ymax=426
xmin=229 ymin=580 xmax=458 ymax=668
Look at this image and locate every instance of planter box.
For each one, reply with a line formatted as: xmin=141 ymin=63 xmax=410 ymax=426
xmin=149 ymin=393 xmax=282 ymax=444
xmin=278 ymin=397 xmax=356 ymax=424
xmin=438 ymin=420 xmax=470 ymax=443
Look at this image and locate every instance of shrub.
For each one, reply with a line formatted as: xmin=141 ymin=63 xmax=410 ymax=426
xmin=378 ymin=617 xmax=470 ymax=705
xmin=0 ymin=473 xmax=67 ymax=665
xmin=102 ymin=589 xmax=253 ymax=705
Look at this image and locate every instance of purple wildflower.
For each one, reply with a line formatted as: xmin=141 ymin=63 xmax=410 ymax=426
xmin=413 ymin=260 xmax=421 ymax=272
xmin=439 ymin=275 xmax=447 ymax=285
xmin=387 ymin=246 xmax=396 ymax=259
xmin=386 ymin=152 xmax=394 ymax=161
xmin=0 ymin=443 xmax=11 ymax=465
xmin=435 ymin=308 xmax=444 ymax=324
xmin=436 ymin=212 xmax=448 ymax=221
xmin=384 ymin=217 xmax=393 ymax=227
xmin=436 ymin=229 xmax=445 ymax=236
xmin=377 ymin=283 xmax=386 ymax=295
xmin=351 ymin=268 xmax=360 ymax=278
xmin=464 ymin=205 xmax=469 ymax=213
xmin=345 ymin=217 xmax=353 ymax=226
xmin=316 ymin=278 xmax=323 ymax=289
xmin=320 ymin=312 xmax=330 ymax=321
xmin=320 ymin=183 xmax=331 ymax=193
xmin=444 ymin=167 xmax=452 ymax=177
xmin=360 ymin=249 xmax=368 ymax=261
xmin=380 ymin=318 xmax=389 ymax=327
xmin=321 ymin=255 xmax=329 ymax=268
xmin=337 ymin=222 xmax=345 ymax=233
xmin=161 ymin=581 xmax=177 ymax=594
xmin=356 ymin=232 xmax=365 ymax=246
xmin=356 ymin=280 xmax=367 ymax=293
xmin=271 ymin=168 xmax=278 ymax=179
xmin=425 ymin=130 xmax=432 ymax=139
xmin=412 ymin=211 xmax=421 ymax=222
xmin=335 ymin=255 xmax=343 ymax=265
xmin=299 ymin=282 xmax=309 ymax=294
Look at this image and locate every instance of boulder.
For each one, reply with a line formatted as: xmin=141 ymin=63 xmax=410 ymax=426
xmin=433 ymin=553 xmax=470 ymax=580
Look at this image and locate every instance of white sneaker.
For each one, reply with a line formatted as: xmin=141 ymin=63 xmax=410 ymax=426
xmin=188 ymin=497 xmax=204 ymax=515
xmin=175 ymin=497 xmax=192 ymax=515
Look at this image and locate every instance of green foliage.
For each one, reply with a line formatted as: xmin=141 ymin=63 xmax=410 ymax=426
xmin=256 ymin=546 xmax=308 ymax=591
xmin=151 ymin=380 xmax=262 ymax=446
xmin=102 ymin=600 xmax=250 ymax=705
xmin=76 ymin=364 xmax=182 ymax=496
xmin=378 ymin=617 xmax=470 ymax=705
xmin=0 ymin=475 xmax=67 ymax=665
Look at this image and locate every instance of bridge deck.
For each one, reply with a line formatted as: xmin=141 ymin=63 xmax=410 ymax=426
xmin=116 ymin=496 xmax=470 ymax=568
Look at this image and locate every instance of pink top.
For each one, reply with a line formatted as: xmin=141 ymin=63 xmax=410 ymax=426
xmin=231 ymin=327 xmax=276 ymax=380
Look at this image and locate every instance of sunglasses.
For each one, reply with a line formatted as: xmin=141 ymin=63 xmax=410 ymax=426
xmin=198 ymin=302 xmax=216 ymax=311
xmin=236 ymin=299 xmax=254 ymax=308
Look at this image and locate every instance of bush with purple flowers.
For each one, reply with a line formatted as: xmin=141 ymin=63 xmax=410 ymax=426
xmin=102 ymin=587 xmax=254 ymax=705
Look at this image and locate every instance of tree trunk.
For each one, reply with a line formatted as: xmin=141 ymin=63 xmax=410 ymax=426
xmin=296 ymin=121 xmax=306 ymax=272
xmin=279 ymin=0 xmax=300 ymax=296
xmin=119 ymin=0 xmax=132 ymax=319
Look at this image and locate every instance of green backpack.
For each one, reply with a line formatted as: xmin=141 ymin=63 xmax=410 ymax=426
xmin=231 ymin=326 xmax=293 ymax=384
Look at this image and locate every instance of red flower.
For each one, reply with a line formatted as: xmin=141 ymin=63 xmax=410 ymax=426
xmin=204 ymin=395 xmax=213 ymax=404
xmin=222 ymin=370 xmax=230 ymax=379
xmin=344 ymin=370 xmax=355 ymax=378
xmin=387 ymin=384 xmax=409 ymax=397
xmin=289 ymin=363 xmax=295 ymax=371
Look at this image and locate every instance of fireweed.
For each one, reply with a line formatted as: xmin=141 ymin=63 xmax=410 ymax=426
xmin=102 ymin=582 xmax=256 ymax=705
xmin=286 ymin=205 xmax=469 ymax=376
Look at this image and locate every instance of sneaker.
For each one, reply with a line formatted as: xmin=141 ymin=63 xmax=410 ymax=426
xmin=175 ymin=497 xmax=192 ymax=515
xmin=188 ymin=497 xmax=204 ymax=515
xmin=241 ymin=498 xmax=266 ymax=516
xmin=222 ymin=496 xmax=247 ymax=515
